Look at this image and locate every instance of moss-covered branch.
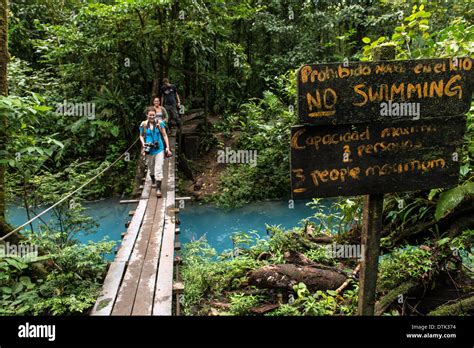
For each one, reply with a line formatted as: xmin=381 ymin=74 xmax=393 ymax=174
xmin=428 ymin=295 xmax=474 ymax=316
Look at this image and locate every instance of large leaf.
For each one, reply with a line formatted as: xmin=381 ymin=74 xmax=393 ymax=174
xmin=12 ymin=282 xmax=24 ymax=295
xmin=4 ymin=258 xmax=28 ymax=271
xmin=110 ymin=126 xmax=119 ymax=137
xmin=435 ymin=182 xmax=474 ymax=221
xmin=47 ymin=137 xmax=65 ymax=149
xmin=70 ymin=117 xmax=88 ymax=133
xmin=0 ymin=286 xmax=12 ymax=295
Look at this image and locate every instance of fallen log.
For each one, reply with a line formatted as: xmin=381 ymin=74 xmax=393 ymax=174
xmin=283 ymin=250 xmax=314 ymax=266
xmin=427 ymin=295 xmax=474 ymax=316
xmin=250 ymin=303 xmax=280 ymax=314
xmin=247 ymin=264 xmax=347 ymax=292
xmin=283 ymin=251 xmax=347 ymax=276
xmin=310 ymin=236 xmax=334 ymax=244
xmin=209 ymin=301 xmax=231 ymax=310
xmin=374 ymin=280 xmax=418 ymax=316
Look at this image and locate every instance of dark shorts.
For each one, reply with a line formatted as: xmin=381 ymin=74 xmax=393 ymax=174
xmin=164 ymin=105 xmax=181 ymax=126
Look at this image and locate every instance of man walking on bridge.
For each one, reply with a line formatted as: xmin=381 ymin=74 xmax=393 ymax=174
xmin=160 ymin=77 xmax=182 ymax=131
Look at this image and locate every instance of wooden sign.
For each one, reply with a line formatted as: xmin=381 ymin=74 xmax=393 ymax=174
xmin=297 ymin=57 xmax=473 ymax=125
xmin=291 ymin=117 xmax=466 ymax=198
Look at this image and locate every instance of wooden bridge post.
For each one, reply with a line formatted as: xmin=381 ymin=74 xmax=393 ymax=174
xmin=357 ymin=43 xmax=396 ymax=316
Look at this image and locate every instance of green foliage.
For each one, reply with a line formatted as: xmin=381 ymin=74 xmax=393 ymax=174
xmin=5 ymin=0 xmax=473 ymax=318
xmin=264 ymin=304 xmax=301 ymax=316
xmin=229 ymin=293 xmax=265 ymax=316
xmin=294 ymin=283 xmax=338 ymax=316
xmin=180 ymin=238 xmax=263 ymax=315
xmin=435 ymin=181 xmax=474 ymax=221
xmin=450 ymin=229 xmax=474 ymax=270
xmin=258 ymin=225 xmax=317 ymax=263
xmin=450 ymin=229 xmax=473 ymax=253
xmin=2 ymin=85 xmax=136 ymax=208
xmin=302 ymin=246 xmax=334 ymax=266
xmin=0 ymin=94 xmax=63 ymax=170
xmin=30 ymin=238 xmax=113 ymax=315
xmin=179 ymin=240 xmax=218 ymax=314
xmin=181 ymin=222 xmax=360 ymax=316
xmin=433 ymin=18 xmax=474 ymax=57
xmin=378 ymin=246 xmax=434 ymax=291
xmin=392 ymin=4 xmax=433 ymax=59
xmin=7 ymin=56 xmax=60 ymax=97
xmin=361 ymin=3 xmax=473 ymax=60
xmin=361 ymin=36 xmax=389 ymax=60
xmin=0 ymin=255 xmax=42 ymax=315
xmin=307 ymin=198 xmax=363 ymax=234
xmin=460 ymin=106 xmax=474 ymax=180
xmin=214 ymin=83 xmax=296 ymax=208
xmin=283 ymin=282 xmax=358 ymax=316
xmin=384 ymin=194 xmax=434 ymax=236
xmin=0 ymin=231 xmax=113 ymax=315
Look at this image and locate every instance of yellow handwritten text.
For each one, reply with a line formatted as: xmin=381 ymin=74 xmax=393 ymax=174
xmin=365 ymin=158 xmax=446 ymax=177
xmin=380 ymin=125 xmax=437 ymax=138
xmin=306 ymin=88 xmax=337 ymax=117
xmin=310 ymin=167 xmax=361 ymax=187
xmin=291 ymin=128 xmax=370 ymax=150
xmin=414 ymin=58 xmax=472 ymax=74
xmin=356 ymin=140 xmax=422 ymax=158
xmin=353 ymin=75 xmax=463 ymax=107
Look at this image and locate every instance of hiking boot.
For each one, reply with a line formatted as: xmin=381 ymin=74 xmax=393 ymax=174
xmin=151 ymin=175 xmax=156 ymax=188
xmin=156 ymin=180 xmax=162 ymax=198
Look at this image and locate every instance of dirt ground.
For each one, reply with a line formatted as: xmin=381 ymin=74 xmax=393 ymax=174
xmin=179 ymin=114 xmax=240 ymax=201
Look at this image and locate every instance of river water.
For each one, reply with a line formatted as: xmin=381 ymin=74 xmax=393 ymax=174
xmin=6 ymin=198 xmax=327 ymax=256
xmin=179 ymin=200 xmax=324 ymax=253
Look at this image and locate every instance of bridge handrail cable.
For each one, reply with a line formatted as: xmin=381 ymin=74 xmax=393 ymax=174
xmin=0 ymin=137 xmax=141 ymax=242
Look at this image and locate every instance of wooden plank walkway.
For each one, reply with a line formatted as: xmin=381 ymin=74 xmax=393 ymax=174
xmin=91 ymin=135 xmax=177 ymax=316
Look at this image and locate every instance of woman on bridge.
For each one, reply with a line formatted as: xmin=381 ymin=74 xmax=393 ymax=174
xmin=152 ymin=96 xmax=169 ymax=130
xmin=139 ymin=106 xmax=172 ymax=198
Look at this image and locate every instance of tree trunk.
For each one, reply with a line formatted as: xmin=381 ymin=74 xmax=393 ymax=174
xmin=183 ymin=43 xmax=191 ymax=102
xmin=0 ymin=0 xmax=12 ymax=238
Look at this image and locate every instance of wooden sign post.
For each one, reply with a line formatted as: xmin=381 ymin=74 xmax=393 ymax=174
xmin=291 ymin=48 xmax=472 ymax=315
xmin=359 ymin=44 xmax=393 ymax=316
